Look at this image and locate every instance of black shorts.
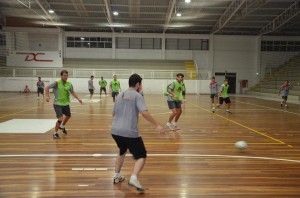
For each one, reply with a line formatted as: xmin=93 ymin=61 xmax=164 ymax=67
xmin=219 ymin=97 xmax=231 ymax=105
xmin=100 ymin=87 xmax=106 ymax=92
xmin=53 ymin=105 xmax=71 ymax=118
xmin=282 ymin=96 xmax=288 ymax=100
xmin=112 ymin=91 xmax=119 ymax=97
xmin=210 ymin=93 xmax=218 ymax=99
xmin=167 ymin=101 xmax=182 ymax=109
xmin=37 ymin=88 xmax=44 ymax=94
xmin=89 ymin=89 xmax=94 ymax=94
xmin=112 ymin=134 xmax=147 ymax=160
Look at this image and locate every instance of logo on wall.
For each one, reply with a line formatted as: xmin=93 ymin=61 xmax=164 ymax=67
xmin=16 ymin=52 xmax=53 ymax=62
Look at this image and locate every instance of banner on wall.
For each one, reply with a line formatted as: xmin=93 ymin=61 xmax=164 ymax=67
xmin=7 ymin=51 xmax=63 ymax=67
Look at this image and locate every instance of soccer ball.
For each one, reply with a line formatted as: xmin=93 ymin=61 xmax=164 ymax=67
xmin=235 ymin=141 xmax=247 ymax=150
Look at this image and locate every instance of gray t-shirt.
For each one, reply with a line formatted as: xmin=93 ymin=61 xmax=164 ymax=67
xmin=167 ymin=82 xmax=176 ymax=101
xmin=88 ymin=79 xmax=94 ymax=89
xmin=111 ymin=89 xmax=147 ymax=138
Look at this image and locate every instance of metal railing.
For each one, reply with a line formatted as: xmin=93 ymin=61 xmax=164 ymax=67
xmin=0 ymin=67 xmax=209 ymax=80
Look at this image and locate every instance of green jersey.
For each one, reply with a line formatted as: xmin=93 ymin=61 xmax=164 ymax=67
xmin=110 ymin=80 xmax=120 ymax=92
xmin=220 ymin=84 xmax=229 ymax=98
xmin=99 ymin=80 xmax=107 ymax=88
xmin=48 ymin=79 xmax=74 ymax=106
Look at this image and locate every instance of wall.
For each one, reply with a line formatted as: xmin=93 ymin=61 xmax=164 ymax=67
xmin=212 ymin=35 xmax=259 ymax=92
xmin=4 ymin=27 xmax=63 ymax=68
xmin=0 ymin=77 xmax=210 ymax=94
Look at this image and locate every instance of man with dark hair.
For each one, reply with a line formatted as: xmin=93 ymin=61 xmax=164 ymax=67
xmin=216 ymin=79 xmax=231 ymax=113
xmin=209 ymin=77 xmax=218 ymax=112
xmin=278 ymin=80 xmax=293 ymax=108
xmin=36 ymin=77 xmax=44 ymax=99
xmin=88 ymin=75 xmax=95 ymax=101
xmin=110 ymin=75 xmax=121 ymax=102
xmin=166 ymin=73 xmax=185 ymax=130
xmin=99 ymin=76 xmax=107 ymax=98
xmin=45 ymin=70 xmax=83 ymax=139
xmin=111 ymin=73 xmax=164 ymax=193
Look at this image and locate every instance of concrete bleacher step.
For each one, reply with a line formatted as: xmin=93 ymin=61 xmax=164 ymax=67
xmin=249 ymin=52 xmax=300 ymax=98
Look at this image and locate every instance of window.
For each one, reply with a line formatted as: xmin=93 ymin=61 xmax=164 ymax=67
xmin=261 ymin=40 xmax=300 ymax=51
xmin=66 ymin=37 xmax=112 ymax=48
xmin=166 ymin=38 xmax=209 ymax=50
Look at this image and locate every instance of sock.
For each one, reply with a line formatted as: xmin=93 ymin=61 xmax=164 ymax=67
xmin=130 ymin=175 xmax=137 ymax=180
xmin=54 ymin=131 xmax=58 ymax=134
xmin=172 ymin=122 xmax=177 ymax=126
xmin=115 ymin=173 xmax=121 ymax=178
xmin=60 ymin=124 xmax=65 ymax=129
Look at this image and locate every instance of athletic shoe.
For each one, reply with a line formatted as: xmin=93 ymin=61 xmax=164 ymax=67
xmin=128 ymin=177 xmax=144 ymax=192
xmin=166 ymin=123 xmax=175 ymax=130
xmin=59 ymin=127 xmax=67 ymax=135
xmin=172 ymin=122 xmax=180 ymax=130
xmin=285 ymin=104 xmax=288 ymax=108
xmin=53 ymin=133 xmax=60 ymax=139
xmin=113 ymin=176 xmax=125 ymax=184
xmin=212 ymin=107 xmax=215 ymax=113
xmin=226 ymin=109 xmax=232 ymax=114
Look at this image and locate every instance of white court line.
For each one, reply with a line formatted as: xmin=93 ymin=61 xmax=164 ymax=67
xmin=78 ymin=185 xmax=89 ymax=187
xmin=0 ymin=153 xmax=300 ymax=164
xmin=233 ymin=100 xmax=300 ymax=116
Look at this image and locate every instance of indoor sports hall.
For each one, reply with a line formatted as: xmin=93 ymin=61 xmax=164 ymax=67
xmin=0 ymin=0 xmax=300 ymax=197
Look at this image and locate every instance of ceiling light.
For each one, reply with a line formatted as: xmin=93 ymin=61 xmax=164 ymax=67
xmin=113 ymin=11 xmax=119 ymax=16
xmin=81 ymin=37 xmax=84 ymax=40
xmin=185 ymin=0 xmax=191 ymax=3
xmin=48 ymin=9 xmax=55 ymax=14
xmin=176 ymin=13 xmax=182 ymax=17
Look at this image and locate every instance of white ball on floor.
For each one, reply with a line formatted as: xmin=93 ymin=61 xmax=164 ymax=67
xmin=235 ymin=141 xmax=247 ymax=150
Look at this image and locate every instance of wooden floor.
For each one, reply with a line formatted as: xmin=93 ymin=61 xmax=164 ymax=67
xmin=0 ymin=92 xmax=300 ymax=197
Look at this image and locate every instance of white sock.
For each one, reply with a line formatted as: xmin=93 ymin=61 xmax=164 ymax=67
xmin=130 ymin=175 xmax=137 ymax=180
xmin=167 ymin=122 xmax=172 ymax=125
xmin=115 ymin=173 xmax=121 ymax=178
xmin=172 ymin=122 xmax=177 ymax=126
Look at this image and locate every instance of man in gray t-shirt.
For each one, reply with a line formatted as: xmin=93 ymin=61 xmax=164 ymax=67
xmin=111 ymin=74 xmax=164 ymax=193
xmin=88 ymin=76 xmax=95 ymax=101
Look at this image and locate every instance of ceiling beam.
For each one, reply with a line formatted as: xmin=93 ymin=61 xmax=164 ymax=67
xmin=212 ymin=0 xmax=247 ymax=34
xmin=260 ymin=0 xmax=300 ymax=35
xmin=34 ymin=0 xmax=59 ymax=23
xmin=163 ymin=0 xmax=176 ymax=33
xmin=103 ymin=0 xmax=114 ymax=32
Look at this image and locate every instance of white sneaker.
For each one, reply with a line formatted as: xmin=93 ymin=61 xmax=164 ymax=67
xmin=226 ymin=109 xmax=232 ymax=114
xmin=128 ymin=177 xmax=144 ymax=192
xmin=166 ymin=123 xmax=175 ymax=130
xmin=113 ymin=175 xmax=125 ymax=184
xmin=172 ymin=122 xmax=180 ymax=130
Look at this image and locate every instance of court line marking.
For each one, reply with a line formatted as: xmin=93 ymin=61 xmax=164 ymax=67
xmin=0 ymin=95 xmax=35 ymax=102
xmin=0 ymin=153 xmax=299 ymax=164
xmin=187 ymin=101 xmax=286 ymax=145
xmin=0 ymin=142 xmax=283 ymax=145
xmin=232 ymin=100 xmax=300 ymax=116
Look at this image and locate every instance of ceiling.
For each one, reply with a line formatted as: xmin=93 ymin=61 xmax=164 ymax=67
xmin=0 ymin=0 xmax=300 ymax=35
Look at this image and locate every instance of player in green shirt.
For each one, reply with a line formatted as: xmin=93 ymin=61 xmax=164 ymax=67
xmin=216 ymin=79 xmax=231 ymax=113
xmin=110 ymin=75 xmax=121 ymax=102
xmin=99 ymin=76 xmax=107 ymax=98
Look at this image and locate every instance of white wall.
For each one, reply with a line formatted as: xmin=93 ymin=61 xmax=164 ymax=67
xmin=212 ymin=35 xmax=259 ymax=92
xmin=4 ymin=27 xmax=63 ymax=68
xmin=65 ymin=48 xmax=113 ymax=59
xmin=0 ymin=77 xmax=210 ymax=94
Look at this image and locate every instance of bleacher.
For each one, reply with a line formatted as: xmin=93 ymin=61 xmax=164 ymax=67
xmin=249 ymin=53 xmax=300 ymax=99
